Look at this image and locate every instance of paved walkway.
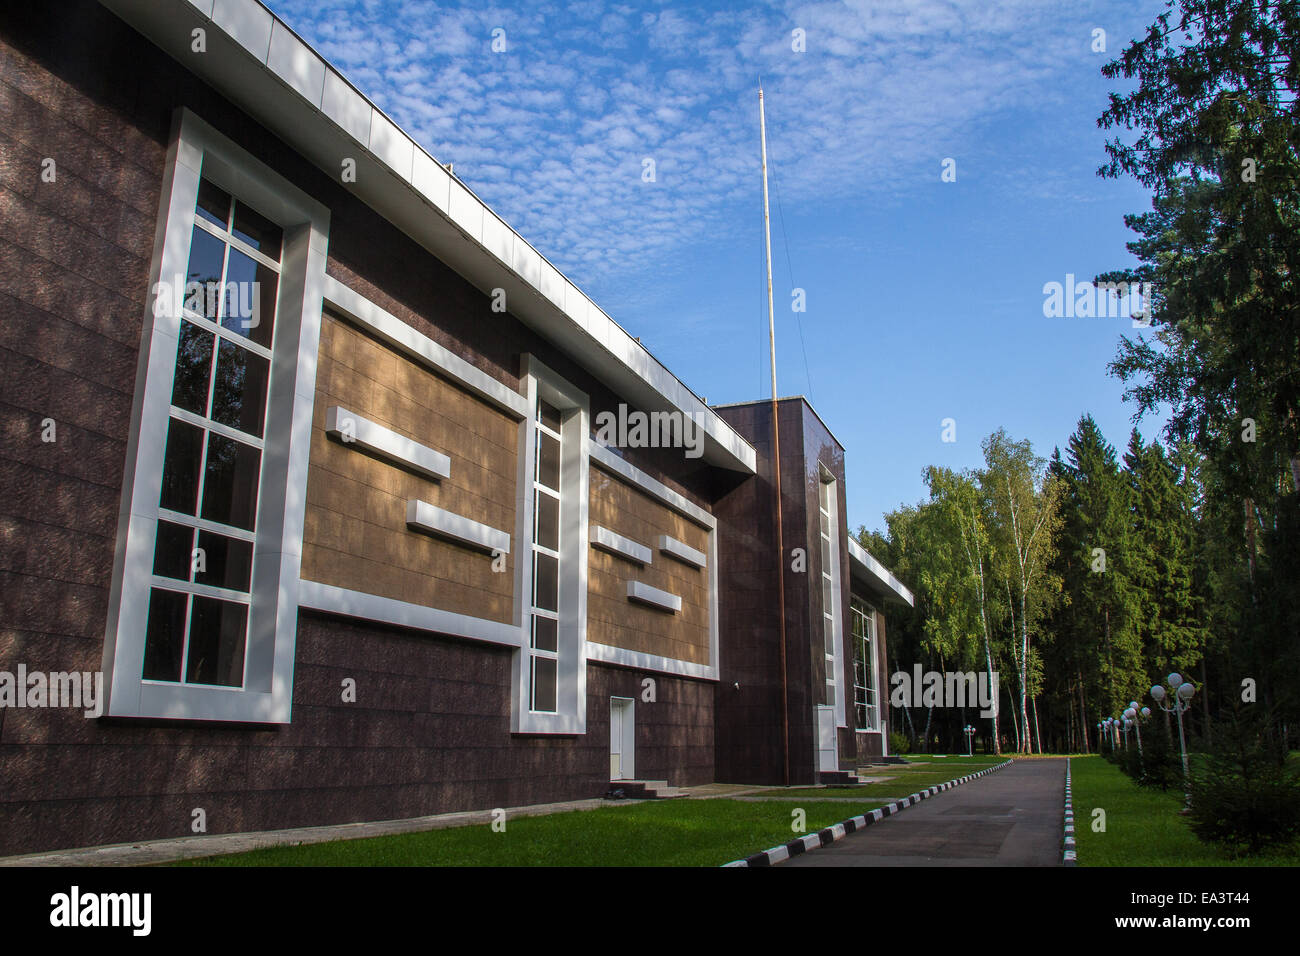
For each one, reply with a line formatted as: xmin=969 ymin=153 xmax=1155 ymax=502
xmin=783 ymin=758 xmax=1066 ymax=867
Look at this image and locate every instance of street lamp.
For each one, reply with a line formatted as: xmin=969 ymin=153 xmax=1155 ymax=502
xmin=1151 ymin=673 xmax=1196 ymax=809
xmin=1123 ymin=701 xmax=1145 ymax=757
xmin=963 ymin=724 xmax=976 ymax=756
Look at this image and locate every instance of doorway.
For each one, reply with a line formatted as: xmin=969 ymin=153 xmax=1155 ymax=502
xmin=610 ymin=697 xmax=635 ymax=780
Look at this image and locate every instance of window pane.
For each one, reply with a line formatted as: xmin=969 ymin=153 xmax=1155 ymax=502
xmin=194 ymin=529 xmax=254 ymax=592
xmin=195 ymin=179 xmax=231 ymax=229
xmin=819 ymin=480 xmax=830 ymax=512
xmin=538 ymin=399 xmax=562 ymax=432
xmin=171 ymin=320 xmax=214 ymax=416
xmin=532 ymin=656 xmax=557 ymax=712
xmin=200 ymin=433 xmax=261 ymax=531
xmin=826 ymin=681 xmax=836 ymax=706
xmin=185 ymin=595 xmax=247 ymax=687
xmin=532 ymin=615 xmax=558 ymax=652
xmin=185 ymin=226 xmax=226 ymax=320
xmin=822 ymin=575 xmax=834 ymax=616
xmin=211 ymin=338 xmax=269 ymax=438
xmin=232 ymin=200 xmax=282 ymax=261
xmin=824 ymin=619 xmax=836 ymax=656
xmin=533 ymin=551 xmax=558 ymax=612
xmin=820 ymin=535 xmax=831 ymax=577
xmin=142 ymin=587 xmax=188 ymax=682
xmin=536 ymin=431 xmax=560 ymax=490
xmin=160 ymin=417 xmax=204 ymax=515
xmin=222 ymin=247 xmax=277 ymax=349
xmin=534 ymin=491 xmax=559 ymax=552
xmin=152 ymin=520 xmax=195 ymax=581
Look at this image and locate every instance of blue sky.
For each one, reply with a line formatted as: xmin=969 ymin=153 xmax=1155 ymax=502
xmin=270 ymin=0 xmax=1172 ymax=535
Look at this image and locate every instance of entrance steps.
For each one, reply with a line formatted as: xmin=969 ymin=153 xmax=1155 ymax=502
xmin=607 ymin=780 xmax=690 ymax=799
xmin=817 ymin=770 xmax=865 ymax=786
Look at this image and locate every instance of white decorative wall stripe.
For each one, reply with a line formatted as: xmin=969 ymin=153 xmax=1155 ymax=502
xmin=584 ymin=641 xmax=716 ymax=681
xmin=626 ymin=580 xmax=681 ymax=613
xmin=657 ymin=534 xmax=706 ymax=569
xmin=587 ymin=442 xmax=714 ymax=529
xmin=325 ymin=406 xmax=451 ymax=480
xmin=406 ymin=499 xmax=510 ymax=554
xmin=322 ymin=275 xmax=530 ymax=419
xmin=590 ymin=525 xmax=651 ymax=565
xmin=298 ymin=580 xmax=521 ymax=647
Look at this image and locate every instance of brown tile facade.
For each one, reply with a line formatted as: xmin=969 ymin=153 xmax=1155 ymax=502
xmin=587 ymin=464 xmax=711 ymax=665
xmin=301 ymin=311 xmax=518 ymax=623
xmin=0 ymin=0 xmax=720 ymax=856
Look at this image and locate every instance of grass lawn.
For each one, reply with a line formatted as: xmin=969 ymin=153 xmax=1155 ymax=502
xmin=175 ymin=797 xmax=892 ymax=867
xmin=1071 ymin=755 xmax=1300 ymax=867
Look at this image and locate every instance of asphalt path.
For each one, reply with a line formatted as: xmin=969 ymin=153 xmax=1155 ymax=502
xmin=783 ymin=758 xmax=1066 ymax=867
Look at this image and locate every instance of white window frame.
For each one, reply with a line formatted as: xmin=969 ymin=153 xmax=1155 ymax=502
xmin=101 ymin=108 xmax=329 ymax=723
xmin=511 ymin=355 xmax=589 ymax=734
xmin=819 ymin=467 xmax=847 ymax=728
xmin=851 ymin=597 xmax=879 ymax=732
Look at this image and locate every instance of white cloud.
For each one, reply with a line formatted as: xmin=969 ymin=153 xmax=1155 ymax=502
xmin=267 ymin=0 xmax=1144 ymax=297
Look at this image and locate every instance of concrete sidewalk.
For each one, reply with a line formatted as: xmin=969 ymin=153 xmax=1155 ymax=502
xmin=782 ymin=758 xmax=1066 ymax=867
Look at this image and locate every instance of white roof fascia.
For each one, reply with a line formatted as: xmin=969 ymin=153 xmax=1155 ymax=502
xmin=846 ymin=537 xmax=915 ymax=607
xmin=101 ymin=0 xmax=756 ymax=475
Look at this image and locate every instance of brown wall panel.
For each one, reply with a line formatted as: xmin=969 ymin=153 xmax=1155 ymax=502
xmin=586 ymin=464 xmax=710 ymax=665
xmin=301 ymin=312 xmax=518 ymax=623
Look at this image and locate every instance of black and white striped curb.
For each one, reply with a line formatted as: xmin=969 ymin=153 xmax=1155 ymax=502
xmin=722 ymin=759 xmax=1015 ymax=867
xmin=1063 ymin=758 xmax=1076 ymax=866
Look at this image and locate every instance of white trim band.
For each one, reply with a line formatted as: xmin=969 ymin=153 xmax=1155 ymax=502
xmin=325 ymin=406 xmax=451 ymax=480
xmin=626 ymin=580 xmax=681 ymax=613
xmin=590 ymin=525 xmax=651 ymax=565
xmin=299 ymin=580 xmax=521 ymax=647
xmin=657 ymin=534 xmax=706 ymax=569
xmin=406 ymin=499 xmax=510 ymax=554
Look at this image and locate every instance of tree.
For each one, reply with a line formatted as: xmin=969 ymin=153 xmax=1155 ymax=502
xmin=1049 ymin=416 xmax=1143 ymax=743
xmin=1098 ymin=0 xmax=1300 ymax=733
xmin=981 ymin=430 xmax=1064 ymax=753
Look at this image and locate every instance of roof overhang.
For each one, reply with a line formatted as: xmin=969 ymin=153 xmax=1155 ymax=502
xmin=847 ymin=538 xmax=914 ymax=607
xmin=99 ymin=0 xmax=756 ymax=475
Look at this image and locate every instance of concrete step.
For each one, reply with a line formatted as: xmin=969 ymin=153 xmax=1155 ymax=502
xmin=607 ymin=780 xmax=691 ymax=800
xmin=817 ymin=770 xmax=864 ymax=786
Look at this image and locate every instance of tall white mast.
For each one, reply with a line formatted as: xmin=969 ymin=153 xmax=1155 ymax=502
xmin=760 ymin=84 xmax=790 ymax=785
xmin=759 ymin=86 xmax=778 ymax=402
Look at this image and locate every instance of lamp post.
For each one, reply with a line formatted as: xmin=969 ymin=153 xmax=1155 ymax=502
xmin=1151 ymin=673 xmax=1196 ymax=810
xmin=1123 ymin=701 xmax=1146 ymax=757
xmin=963 ymin=724 xmax=976 ymax=757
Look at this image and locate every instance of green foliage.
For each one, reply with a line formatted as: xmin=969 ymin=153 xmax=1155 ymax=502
xmin=888 ymin=730 xmax=910 ymax=755
xmin=1135 ymin=723 xmax=1184 ymax=792
xmin=1188 ymin=709 xmax=1300 ymax=856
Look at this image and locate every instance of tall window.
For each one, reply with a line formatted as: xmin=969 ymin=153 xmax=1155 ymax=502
xmin=143 ymin=179 xmax=282 ymax=688
xmin=851 ymin=597 xmax=879 ymax=731
xmin=529 ymin=397 xmax=563 ymax=712
xmin=819 ymin=477 xmax=838 ymax=708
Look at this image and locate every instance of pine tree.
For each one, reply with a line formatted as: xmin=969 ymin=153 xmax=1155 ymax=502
xmin=1055 ymin=416 xmax=1143 ymax=720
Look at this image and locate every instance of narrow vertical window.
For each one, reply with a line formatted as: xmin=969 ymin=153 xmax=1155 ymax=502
xmin=529 ymin=398 xmax=563 ymax=712
xmin=143 ymin=179 xmax=282 ymax=689
xmin=851 ymin=598 xmax=878 ymax=731
xmin=819 ymin=478 xmax=838 ymax=708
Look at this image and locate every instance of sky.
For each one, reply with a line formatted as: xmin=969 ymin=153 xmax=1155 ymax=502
xmin=269 ymin=0 xmax=1174 ymax=535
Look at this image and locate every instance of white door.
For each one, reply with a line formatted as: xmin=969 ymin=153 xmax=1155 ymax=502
xmin=816 ymin=705 xmax=838 ymax=772
xmin=610 ymin=698 xmax=634 ymax=780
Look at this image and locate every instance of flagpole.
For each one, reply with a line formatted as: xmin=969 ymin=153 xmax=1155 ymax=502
xmin=759 ymin=84 xmax=791 ymax=786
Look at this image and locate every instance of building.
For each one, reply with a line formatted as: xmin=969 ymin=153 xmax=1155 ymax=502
xmin=0 ymin=0 xmax=911 ymax=857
